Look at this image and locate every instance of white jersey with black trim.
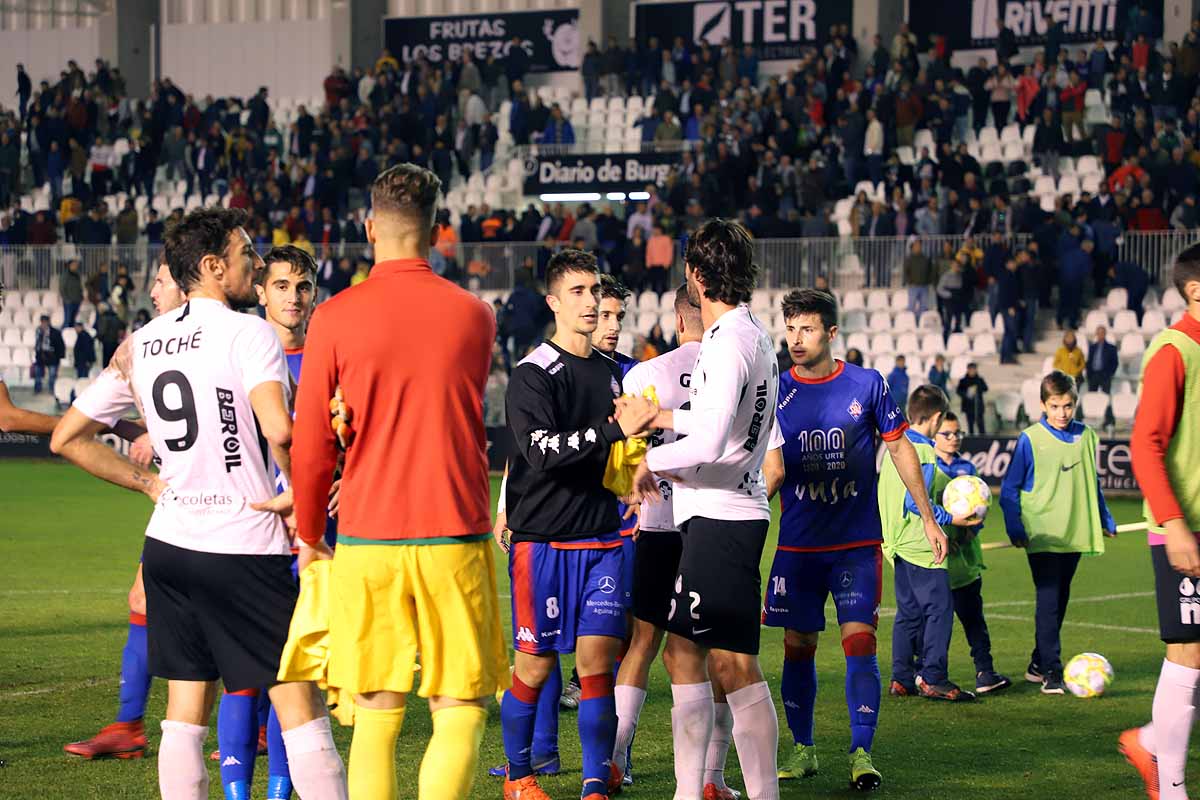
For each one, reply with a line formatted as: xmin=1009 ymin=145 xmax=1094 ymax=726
xmin=644 ymin=304 xmax=783 ymax=526
xmin=72 ymin=298 xmax=292 ymax=556
xmin=622 ymin=340 xmax=700 ymax=533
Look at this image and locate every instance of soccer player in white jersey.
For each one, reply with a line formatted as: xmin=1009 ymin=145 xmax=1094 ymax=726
xmin=50 ymin=208 xmax=348 ymax=800
xmin=613 ymin=284 xmax=761 ymax=800
xmin=628 ymin=219 xmax=786 ymax=800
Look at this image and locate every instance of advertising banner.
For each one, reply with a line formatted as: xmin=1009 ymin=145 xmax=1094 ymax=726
xmin=383 ymin=9 xmax=582 ymax=74
xmin=523 ymin=151 xmax=678 ymax=195
xmin=634 ymin=1 xmax=853 ymax=61
xmin=908 ymin=0 xmax=1163 ymax=51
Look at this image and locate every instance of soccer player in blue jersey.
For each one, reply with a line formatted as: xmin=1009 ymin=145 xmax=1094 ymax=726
xmin=763 ymin=289 xmax=950 ymax=791
xmin=208 ymin=244 xmax=322 ymax=800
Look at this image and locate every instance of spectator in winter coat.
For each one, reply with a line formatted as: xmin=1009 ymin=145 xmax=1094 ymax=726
xmin=72 ymin=322 xmax=95 ymax=377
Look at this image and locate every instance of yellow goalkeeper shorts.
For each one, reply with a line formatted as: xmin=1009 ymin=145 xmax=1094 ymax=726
xmin=326 ymin=539 xmax=509 ymax=700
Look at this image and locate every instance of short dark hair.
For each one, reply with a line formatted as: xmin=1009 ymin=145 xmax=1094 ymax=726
xmin=598 ymin=273 xmax=631 ymax=303
xmin=164 ymin=207 xmax=249 ymax=293
xmin=546 ymin=249 xmax=598 ymax=293
xmin=684 ymin=218 xmax=758 ymax=305
xmin=1040 ymin=370 xmax=1079 ymax=402
xmin=941 ymin=410 xmax=960 ymax=425
xmin=1172 ymin=242 xmax=1200 ymax=298
xmin=780 ymin=288 xmax=838 ymax=329
xmin=260 ymin=244 xmax=317 ymax=284
xmin=906 ymin=384 xmax=950 ymax=424
xmin=371 ymin=163 xmax=441 ymax=230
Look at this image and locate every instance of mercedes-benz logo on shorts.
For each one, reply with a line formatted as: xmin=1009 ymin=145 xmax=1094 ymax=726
xmin=598 ymin=576 xmax=617 ymax=594
xmin=523 ymin=156 xmax=539 ymax=176
xmin=839 ymin=571 xmax=854 ymax=589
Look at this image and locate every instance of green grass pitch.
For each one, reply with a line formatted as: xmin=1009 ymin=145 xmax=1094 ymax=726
xmin=0 ymin=460 xmax=1177 ymax=798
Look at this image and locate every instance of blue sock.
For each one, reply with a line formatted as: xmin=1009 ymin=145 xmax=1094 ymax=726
xmin=845 ymin=650 xmax=881 ymax=753
xmin=502 ymin=675 xmax=541 ymax=780
xmin=531 ymin=658 xmax=561 ymax=763
xmin=266 ymin=704 xmax=292 ymax=799
xmin=257 ymin=690 xmax=271 ymax=729
xmin=116 ymin=615 xmax=151 ymax=723
xmin=577 ymin=674 xmax=617 ymax=798
xmin=217 ymin=691 xmax=259 ymax=800
xmin=781 ymin=643 xmax=817 ymax=746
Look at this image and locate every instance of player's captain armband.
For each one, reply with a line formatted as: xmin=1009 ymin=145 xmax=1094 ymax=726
xmin=603 ymin=385 xmax=659 ymax=498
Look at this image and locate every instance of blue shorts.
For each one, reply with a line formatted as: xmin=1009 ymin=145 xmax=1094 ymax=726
xmin=509 ymin=540 xmax=627 ymax=654
xmin=763 ymin=544 xmax=883 ymax=632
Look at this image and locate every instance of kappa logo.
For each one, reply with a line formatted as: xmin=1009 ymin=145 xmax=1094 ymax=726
xmin=516 ymin=627 xmax=536 ymax=643
xmin=857 ymin=704 xmax=876 ymax=714
xmin=598 ymin=575 xmax=617 ymax=594
xmin=693 ymin=2 xmax=730 ymax=45
xmin=222 ymin=755 xmax=242 ymax=767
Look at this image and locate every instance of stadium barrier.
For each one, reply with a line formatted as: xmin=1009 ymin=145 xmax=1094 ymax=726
xmin=1 ymin=230 xmax=1189 ymax=296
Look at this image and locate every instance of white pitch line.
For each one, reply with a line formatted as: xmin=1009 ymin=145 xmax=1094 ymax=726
xmin=4 ymin=678 xmax=117 ymax=699
xmin=0 ymin=588 xmax=125 ymax=595
xmin=983 ymin=591 xmax=1153 ymax=608
xmin=985 ymin=613 xmax=1157 ymax=635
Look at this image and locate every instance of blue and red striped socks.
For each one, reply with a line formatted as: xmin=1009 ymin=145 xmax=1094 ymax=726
xmin=781 ymin=641 xmax=817 ymax=746
xmin=501 ymin=673 xmax=541 ymax=780
xmin=578 ymin=672 xmax=617 ymax=798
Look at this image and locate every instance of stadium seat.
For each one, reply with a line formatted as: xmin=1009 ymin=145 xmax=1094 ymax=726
xmin=1104 ymin=288 xmax=1128 ymax=312
xmin=841 ymin=309 xmax=867 ymax=332
xmin=1041 ymin=356 xmax=1055 ymax=374
xmin=637 ymin=291 xmax=658 ymax=312
xmin=61 ymin=327 xmax=77 ymax=351
xmin=1173 ymin=309 xmax=1188 ymax=325
xmin=1058 ymin=157 xmax=1077 ymax=177
xmin=854 ymin=180 xmax=877 ymax=199
xmin=869 ymin=333 xmax=895 ymax=355
xmin=1000 ymin=123 xmax=1022 ymax=144
xmin=1002 ymin=141 xmax=1025 ymax=163
xmin=750 ymin=289 xmax=772 ymax=313
xmin=845 ymin=332 xmax=870 ymax=354
xmin=54 ymin=379 xmax=74 ymax=407
xmin=994 ymin=391 xmax=1022 ymax=428
xmin=868 ymin=310 xmax=891 ymax=330
xmin=1 ymin=329 xmax=20 ymax=347
xmin=1081 ymin=392 xmax=1109 ymax=427
xmin=945 ymin=333 xmax=970 ymax=356
xmin=1032 ymin=175 xmax=1056 ymax=195
xmin=913 ymin=129 xmax=935 ymax=156
xmin=617 ymin=331 xmax=634 ymax=356
xmin=918 ymin=311 xmax=941 ymax=331
xmin=626 ymin=96 xmax=644 ymax=115
xmin=1112 ymin=310 xmax=1139 ymax=336
xmin=589 ymin=97 xmax=606 ymax=113
xmin=1057 ymin=175 xmax=1081 ymax=198
xmin=949 ymin=355 xmax=971 ymax=381
xmin=893 ymin=311 xmax=917 ymax=332
xmin=920 ymin=333 xmax=943 ymax=355
xmin=895 ymin=332 xmax=920 ymax=354
xmin=1084 ymin=309 xmax=1110 ymax=332
xmin=1022 ymin=392 xmax=1043 ymax=424
xmin=1080 ymin=173 xmax=1102 ymax=195
xmin=971 ymin=334 xmax=997 ymax=357
xmin=21 ymin=328 xmax=36 ymax=348
xmin=1112 ymin=392 xmax=1138 ymax=427
xmin=866 ymin=290 xmax=890 ymax=311
xmin=1141 ymin=309 xmax=1167 ymax=335
xmin=1077 ymin=155 xmax=1100 ymax=175
xmin=1162 ymin=288 xmax=1186 ymax=312
xmin=871 ymin=355 xmax=893 ymax=375
xmin=637 ymin=311 xmax=659 ymax=335
xmin=11 ymin=346 xmax=31 ymax=367
xmin=979 ymin=126 xmax=999 ymax=147
xmin=896 ymin=146 xmax=915 ymax=165
xmin=981 ymin=143 xmax=1003 ymax=164
xmin=1119 ymin=333 xmax=1145 ymax=364
xmin=842 ymin=291 xmax=865 ymax=312
xmin=1112 ymin=379 xmax=1135 ymax=396
xmin=966 ymin=311 xmax=992 ymax=335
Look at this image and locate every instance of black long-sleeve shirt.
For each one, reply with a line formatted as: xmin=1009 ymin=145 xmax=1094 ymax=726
xmin=505 ymin=341 xmax=625 ymax=542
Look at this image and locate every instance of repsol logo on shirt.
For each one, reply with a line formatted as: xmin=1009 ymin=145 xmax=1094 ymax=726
xmin=743 ymin=380 xmax=769 ymax=452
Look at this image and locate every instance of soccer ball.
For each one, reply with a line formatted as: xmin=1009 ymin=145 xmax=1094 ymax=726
xmin=941 ymin=475 xmax=992 ymax=521
xmin=1064 ymin=653 xmax=1114 ymax=698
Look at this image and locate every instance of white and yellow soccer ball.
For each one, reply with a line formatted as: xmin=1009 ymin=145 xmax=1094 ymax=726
xmin=941 ymin=474 xmax=992 ymax=521
xmin=1064 ymin=652 xmax=1114 ymax=698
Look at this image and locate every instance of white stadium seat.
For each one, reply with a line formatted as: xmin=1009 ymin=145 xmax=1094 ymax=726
xmin=1104 ymin=288 xmax=1128 ymax=312
xmin=1081 ymin=392 xmax=1110 ymax=427
xmin=845 ymin=332 xmax=870 ymax=353
xmin=1119 ymin=333 xmax=1145 ymax=363
xmin=1141 ymin=309 xmax=1167 ymax=335
xmin=866 ymin=291 xmax=890 ymax=311
xmin=994 ymin=391 xmax=1022 ymax=428
xmin=1162 ymin=288 xmax=1186 ymax=312
xmin=1111 ymin=310 xmax=1139 ymax=336
xmin=971 ymin=334 xmax=997 ymax=357
xmin=945 ymin=333 xmax=970 ymax=357
xmin=1112 ymin=392 xmax=1138 ymax=427
xmin=841 ymin=291 xmax=866 ymax=312
xmin=869 ymin=333 xmax=895 ymax=355
xmin=841 ymin=309 xmax=867 ymax=332
xmin=868 ymin=310 xmax=892 ymax=330
xmin=1084 ymin=309 xmax=1110 ymax=332
xmin=893 ymin=311 xmax=917 ymax=332
xmin=920 ymin=333 xmax=943 ymax=355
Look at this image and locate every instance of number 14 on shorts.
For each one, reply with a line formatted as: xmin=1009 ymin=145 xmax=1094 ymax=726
xmin=669 ymin=575 xmax=704 ymax=632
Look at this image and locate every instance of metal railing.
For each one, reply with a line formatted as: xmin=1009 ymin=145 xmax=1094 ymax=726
xmin=1 ymin=230 xmax=1192 ymax=299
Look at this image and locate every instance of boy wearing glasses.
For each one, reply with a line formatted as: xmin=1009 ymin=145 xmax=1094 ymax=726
xmin=932 ymin=412 xmax=1012 ymax=694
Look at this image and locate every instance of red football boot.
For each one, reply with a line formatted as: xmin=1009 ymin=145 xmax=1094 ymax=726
xmin=64 ymin=720 xmax=147 ymax=759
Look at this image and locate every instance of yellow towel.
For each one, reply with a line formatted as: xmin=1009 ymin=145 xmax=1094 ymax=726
xmin=276 ymin=559 xmax=356 ymax=726
xmin=603 ymin=385 xmax=658 ymax=498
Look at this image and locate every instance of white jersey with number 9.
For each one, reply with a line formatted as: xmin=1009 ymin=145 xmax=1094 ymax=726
xmin=72 ymin=298 xmax=292 ymax=555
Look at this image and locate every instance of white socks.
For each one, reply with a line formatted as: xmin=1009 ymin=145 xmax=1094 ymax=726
xmin=727 ymin=681 xmax=780 ymax=800
xmin=158 ymin=720 xmax=208 ymax=800
xmin=1154 ymin=659 xmax=1200 ymax=800
xmin=670 ymin=681 xmax=714 ymax=800
xmin=704 ymin=701 xmax=734 ymax=790
xmin=282 ymin=716 xmax=349 ymax=800
xmin=613 ymin=684 xmax=647 ymax=773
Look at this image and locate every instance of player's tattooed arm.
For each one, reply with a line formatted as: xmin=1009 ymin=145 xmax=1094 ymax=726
xmin=51 ymin=408 xmax=167 ymax=501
